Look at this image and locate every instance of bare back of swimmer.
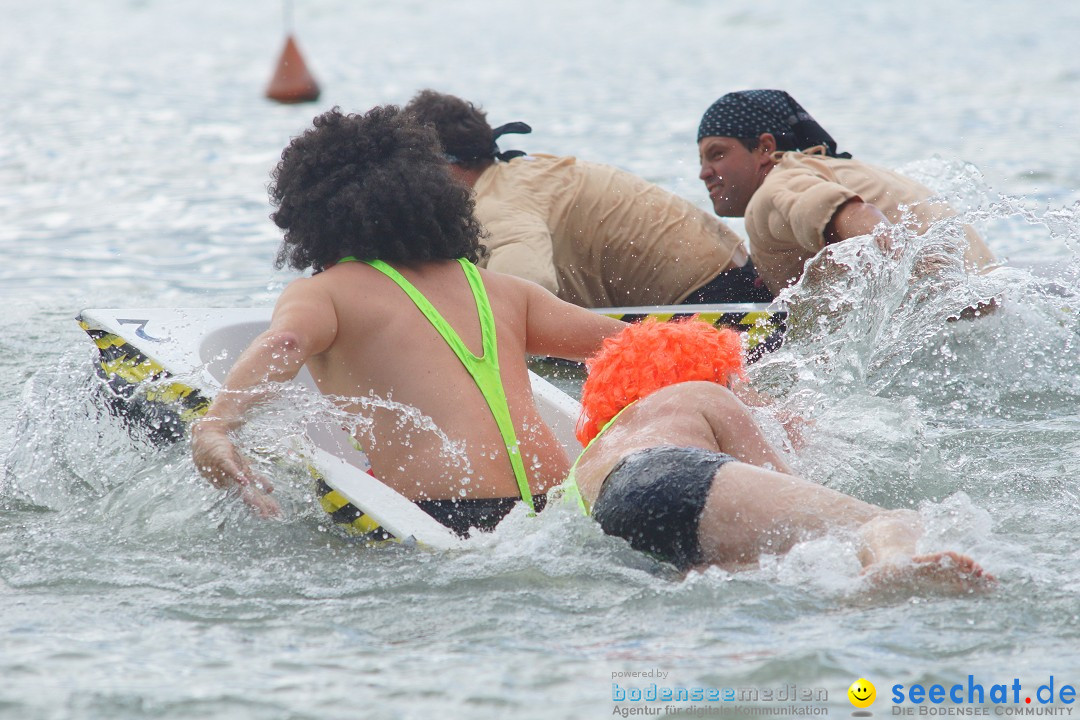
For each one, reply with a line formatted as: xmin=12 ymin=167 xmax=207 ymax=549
xmin=192 ymin=106 xmax=624 ymax=524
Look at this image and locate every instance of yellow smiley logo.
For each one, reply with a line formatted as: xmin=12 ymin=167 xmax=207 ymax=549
xmin=848 ymin=678 xmax=876 ymax=708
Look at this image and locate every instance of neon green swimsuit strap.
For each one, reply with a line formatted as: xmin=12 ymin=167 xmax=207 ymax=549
xmin=345 ymin=257 xmax=535 ymax=512
xmin=559 ymin=403 xmax=634 ymax=516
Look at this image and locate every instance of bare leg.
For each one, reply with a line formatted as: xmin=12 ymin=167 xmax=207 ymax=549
xmin=696 ymin=462 xmax=880 ymax=567
xmin=855 ymin=511 xmax=923 ymax=565
xmin=696 ymin=464 xmax=993 ymax=593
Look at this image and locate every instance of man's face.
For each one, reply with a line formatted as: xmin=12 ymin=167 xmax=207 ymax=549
xmin=697 ymin=136 xmax=763 ymax=218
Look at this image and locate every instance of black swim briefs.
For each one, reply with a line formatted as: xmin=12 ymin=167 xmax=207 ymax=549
xmin=316 ymin=478 xmax=545 ymax=540
xmin=591 ymin=446 xmax=734 ymax=569
xmin=684 ymin=259 xmax=774 ymax=304
xmin=417 ymin=494 xmax=548 ymax=536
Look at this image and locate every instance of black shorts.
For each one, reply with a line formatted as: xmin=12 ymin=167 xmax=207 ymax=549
xmin=591 ymin=446 xmax=734 ymax=569
xmin=317 ymin=478 xmax=545 ymax=540
xmin=684 ymin=259 xmax=774 ymax=304
xmin=418 ymin=494 xmax=548 ymax=536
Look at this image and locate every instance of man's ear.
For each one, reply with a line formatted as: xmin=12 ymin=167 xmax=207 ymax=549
xmin=757 ymin=133 xmax=778 ymax=156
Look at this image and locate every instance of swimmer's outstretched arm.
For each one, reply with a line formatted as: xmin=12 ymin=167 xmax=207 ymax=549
xmin=828 ymin=198 xmax=996 ymax=295
xmin=825 ymin=198 xmax=891 ymax=247
xmin=192 ymin=280 xmax=337 ymax=517
xmin=517 ymin=275 xmax=625 ymax=361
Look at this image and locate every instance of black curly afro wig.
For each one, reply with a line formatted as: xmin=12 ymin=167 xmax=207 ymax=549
xmin=270 ymin=105 xmax=487 ymax=272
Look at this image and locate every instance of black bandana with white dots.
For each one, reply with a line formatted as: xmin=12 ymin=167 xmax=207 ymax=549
xmin=697 ymin=89 xmax=851 ymax=158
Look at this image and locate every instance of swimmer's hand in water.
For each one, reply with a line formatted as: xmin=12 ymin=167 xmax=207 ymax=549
xmin=947 ymin=296 xmax=1000 ymax=322
xmin=191 ymin=421 xmax=282 ymax=518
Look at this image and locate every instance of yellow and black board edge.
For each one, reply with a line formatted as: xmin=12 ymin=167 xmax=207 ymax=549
xmin=78 ymin=315 xmax=209 ymax=445
xmin=592 ymin=302 xmax=786 ymax=364
xmin=75 ymin=309 xmax=464 ymax=551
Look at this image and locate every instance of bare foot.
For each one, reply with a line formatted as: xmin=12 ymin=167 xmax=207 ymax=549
xmin=863 ymin=551 xmax=996 ymax=597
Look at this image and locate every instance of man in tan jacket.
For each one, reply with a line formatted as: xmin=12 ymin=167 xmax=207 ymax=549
xmin=406 ymin=89 xmax=774 ymax=308
xmin=696 ymin=89 xmax=997 ymax=295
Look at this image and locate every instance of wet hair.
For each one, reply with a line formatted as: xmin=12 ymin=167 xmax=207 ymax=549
xmin=405 ymin=89 xmax=495 ymax=170
xmin=269 ymin=105 xmax=487 ymax=272
xmin=736 ymin=136 xmax=761 ymax=152
xmin=576 ymin=318 xmax=745 ymax=445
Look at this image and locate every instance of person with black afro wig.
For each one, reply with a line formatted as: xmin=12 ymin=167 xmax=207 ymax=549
xmin=193 ymin=105 xmax=624 ymax=534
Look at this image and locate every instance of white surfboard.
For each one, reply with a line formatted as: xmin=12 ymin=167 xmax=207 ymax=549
xmin=78 ymin=307 xmax=583 ymax=551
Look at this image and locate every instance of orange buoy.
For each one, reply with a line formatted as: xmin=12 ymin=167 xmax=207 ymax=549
xmin=265 ymin=34 xmax=320 ymax=104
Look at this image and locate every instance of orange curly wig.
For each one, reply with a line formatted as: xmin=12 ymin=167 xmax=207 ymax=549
xmin=575 ymin=317 xmax=745 ymax=445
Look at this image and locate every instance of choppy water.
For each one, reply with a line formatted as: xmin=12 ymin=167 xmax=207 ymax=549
xmin=3 ymin=1 xmax=1080 ymax=718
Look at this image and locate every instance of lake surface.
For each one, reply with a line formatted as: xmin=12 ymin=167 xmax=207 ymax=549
xmin=2 ymin=1 xmax=1080 ymax=718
